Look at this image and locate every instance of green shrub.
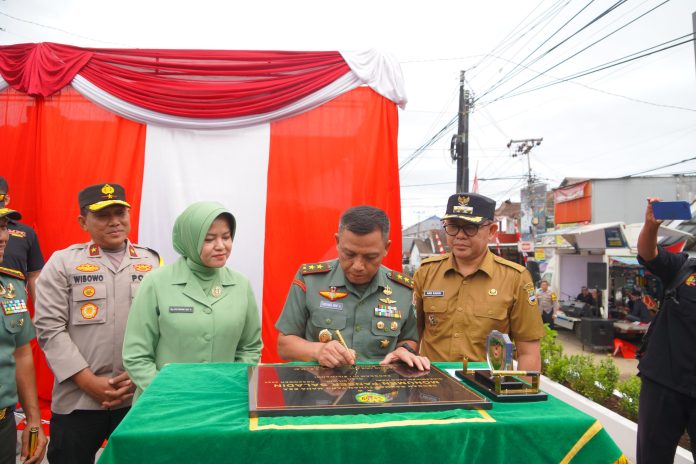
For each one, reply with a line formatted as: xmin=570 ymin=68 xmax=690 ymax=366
xmin=545 ymin=354 xmax=571 ymax=383
xmin=589 ymin=356 xmax=620 ymax=403
xmin=566 ymin=354 xmax=597 ymax=398
xmin=540 ymin=324 xmax=564 ymax=376
xmin=616 ymin=376 xmax=641 ymax=421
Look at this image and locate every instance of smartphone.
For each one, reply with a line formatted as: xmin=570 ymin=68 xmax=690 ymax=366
xmin=652 ymin=201 xmax=692 ymax=220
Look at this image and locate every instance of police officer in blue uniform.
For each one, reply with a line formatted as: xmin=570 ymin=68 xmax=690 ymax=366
xmin=0 ymin=204 xmax=46 ymax=463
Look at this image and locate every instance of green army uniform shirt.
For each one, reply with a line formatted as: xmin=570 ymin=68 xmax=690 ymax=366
xmin=0 ymin=267 xmax=35 ymax=408
xmin=276 ymin=259 xmax=418 ymax=361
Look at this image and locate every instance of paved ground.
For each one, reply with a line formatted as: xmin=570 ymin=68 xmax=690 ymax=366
xmin=554 ymin=326 xmax=639 ymax=380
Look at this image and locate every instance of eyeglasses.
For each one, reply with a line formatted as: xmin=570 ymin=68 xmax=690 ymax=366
xmin=443 ymin=222 xmax=491 ymax=237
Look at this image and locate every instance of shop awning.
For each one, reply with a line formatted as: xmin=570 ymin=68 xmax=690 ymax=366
xmin=610 ymin=256 xmax=640 ymax=266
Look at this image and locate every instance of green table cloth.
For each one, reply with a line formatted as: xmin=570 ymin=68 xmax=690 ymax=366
xmin=98 ymin=362 xmax=626 ymax=464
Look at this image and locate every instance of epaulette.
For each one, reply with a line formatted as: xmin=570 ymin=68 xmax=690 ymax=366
xmin=493 ymin=254 xmax=526 ymax=273
xmin=0 ymin=266 xmax=25 ymax=280
xmin=387 ymin=270 xmax=414 ymax=289
xmin=133 ymin=245 xmax=163 ymax=267
xmin=301 ymin=262 xmax=332 ymax=275
xmin=420 ymin=254 xmax=448 ymax=265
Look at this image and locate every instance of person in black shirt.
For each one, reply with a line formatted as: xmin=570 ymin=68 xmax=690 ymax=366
xmin=626 ymin=290 xmax=651 ymax=323
xmin=0 ymin=177 xmax=45 ymax=301
xmin=576 ymin=286 xmax=595 ymax=306
xmin=636 ymin=198 xmax=696 ymax=463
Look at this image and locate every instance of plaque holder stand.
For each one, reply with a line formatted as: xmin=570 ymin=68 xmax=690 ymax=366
xmin=455 ymin=359 xmax=547 ymax=403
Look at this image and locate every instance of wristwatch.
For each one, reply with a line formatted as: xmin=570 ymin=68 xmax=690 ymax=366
xmin=398 ymin=343 xmax=418 ymax=355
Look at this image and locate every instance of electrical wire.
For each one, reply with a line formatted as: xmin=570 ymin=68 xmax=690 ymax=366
xmin=478 ymin=0 xmax=672 ymax=104
xmin=482 ymin=33 xmax=695 ymax=104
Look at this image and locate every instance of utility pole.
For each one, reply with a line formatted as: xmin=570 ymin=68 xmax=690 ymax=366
xmin=450 ymin=71 xmax=472 ymax=193
xmin=507 ymin=138 xmax=543 ymax=242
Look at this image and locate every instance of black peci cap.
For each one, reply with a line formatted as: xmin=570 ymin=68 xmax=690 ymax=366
xmin=442 ymin=193 xmax=496 ymax=224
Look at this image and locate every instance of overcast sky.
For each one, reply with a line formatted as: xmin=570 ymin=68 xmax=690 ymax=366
xmin=1 ymin=0 xmax=695 ymax=228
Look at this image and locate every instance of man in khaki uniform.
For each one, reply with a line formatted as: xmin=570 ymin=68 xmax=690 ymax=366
xmin=413 ymin=193 xmax=544 ymax=370
xmin=276 ymin=205 xmax=429 ymax=370
xmin=34 ymin=183 xmax=161 ymax=464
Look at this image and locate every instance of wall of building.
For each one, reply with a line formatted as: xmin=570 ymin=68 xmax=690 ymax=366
xmin=592 ymin=176 xmax=696 ymax=224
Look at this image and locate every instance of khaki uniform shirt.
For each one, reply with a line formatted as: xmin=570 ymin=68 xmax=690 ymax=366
xmin=276 ymin=259 xmax=418 ymax=361
xmin=0 ymin=269 xmax=35 ymax=408
xmin=34 ymin=240 xmax=160 ymax=414
xmin=413 ymin=250 xmax=545 ymax=362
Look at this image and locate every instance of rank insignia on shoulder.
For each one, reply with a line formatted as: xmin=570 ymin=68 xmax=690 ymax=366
xmin=686 ymin=274 xmax=696 ymax=287
xmin=301 ymin=262 xmax=331 ymax=275
xmin=0 ymin=266 xmax=25 ymax=280
xmin=89 ymin=244 xmax=100 ymax=256
xmin=128 ymin=245 xmax=138 ymax=258
xmin=387 ymin=271 xmax=413 ymax=289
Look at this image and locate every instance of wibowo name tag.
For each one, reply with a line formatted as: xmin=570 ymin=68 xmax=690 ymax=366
xmin=424 ymin=291 xmax=445 ymax=297
xmin=169 ymin=306 xmax=194 ymax=313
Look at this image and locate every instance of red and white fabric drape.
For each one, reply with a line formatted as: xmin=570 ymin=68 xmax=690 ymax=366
xmin=0 ymin=43 xmax=406 ymax=413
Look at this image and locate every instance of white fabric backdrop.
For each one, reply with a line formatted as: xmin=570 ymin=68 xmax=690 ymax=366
xmin=138 ymin=124 xmax=271 ymax=304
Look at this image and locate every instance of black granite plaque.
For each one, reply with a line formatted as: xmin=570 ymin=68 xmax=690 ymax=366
xmin=248 ymin=364 xmax=491 ymax=417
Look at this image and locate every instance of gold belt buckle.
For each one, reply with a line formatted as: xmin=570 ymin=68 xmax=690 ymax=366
xmin=0 ymin=408 xmax=7 ymax=421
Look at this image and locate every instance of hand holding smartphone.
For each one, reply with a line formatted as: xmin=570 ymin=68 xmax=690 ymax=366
xmin=651 ymin=201 xmax=692 ymax=220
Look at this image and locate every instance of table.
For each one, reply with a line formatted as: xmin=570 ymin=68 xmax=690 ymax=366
xmin=556 ymin=312 xmax=581 ymax=331
xmin=98 ymin=362 xmax=626 ymax=464
xmin=613 ymin=320 xmax=649 ymax=336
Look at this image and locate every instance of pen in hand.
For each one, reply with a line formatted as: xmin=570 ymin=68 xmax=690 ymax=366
xmin=334 ymin=329 xmax=355 ymax=366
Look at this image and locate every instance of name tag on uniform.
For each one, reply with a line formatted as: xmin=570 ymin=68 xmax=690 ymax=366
xmin=169 ymin=306 xmax=194 ymax=313
xmin=2 ymin=299 xmax=28 ymax=315
xmin=424 ymin=290 xmax=445 ymax=297
xmin=319 ymin=301 xmax=343 ymax=311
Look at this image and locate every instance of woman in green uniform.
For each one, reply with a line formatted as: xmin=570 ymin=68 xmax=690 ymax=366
xmin=123 ymin=202 xmax=262 ymax=399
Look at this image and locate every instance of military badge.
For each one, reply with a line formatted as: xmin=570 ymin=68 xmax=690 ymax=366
xmin=8 ymin=229 xmax=26 ymax=238
xmin=89 ymin=244 xmax=100 ymax=256
xmin=5 ymin=283 xmax=15 ymax=299
xmin=82 ymin=286 xmax=96 ymax=298
xmin=301 ymin=262 xmax=331 ymax=275
xmin=318 ymin=329 xmax=332 ymax=343
xmin=76 ymin=263 xmax=100 ymax=272
xmin=2 ymin=299 xmax=28 ymax=315
xmin=0 ymin=282 xmax=5 ymax=297
xmin=80 ymin=303 xmax=98 ymax=319
xmin=211 ymin=286 xmax=222 ymax=298
xmin=101 ymin=183 xmax=115 ymax=198
xmin=383 ymin=285 xmax=393 ymax=296
xmin=128 ymin=245 xmax=138 ymax=258
xmin=379 ymin=339 xmax=390 ymax=349
xmin=133 ymin=264 xmax=153 ymax=272
xmin=319 ymin=287 xmax=348 ymax=301
xmin=686 ymin=273 xmax=696 ymax=287
xmin=488 ymin=288 xmax=498 ymax=296
xmin=428 ymin=314 xmax=438 ymax=326
xmin=390 ymin=321 xmax=398 ymax=331
xmin=376 ymin=321 xmax=385 ymax=330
